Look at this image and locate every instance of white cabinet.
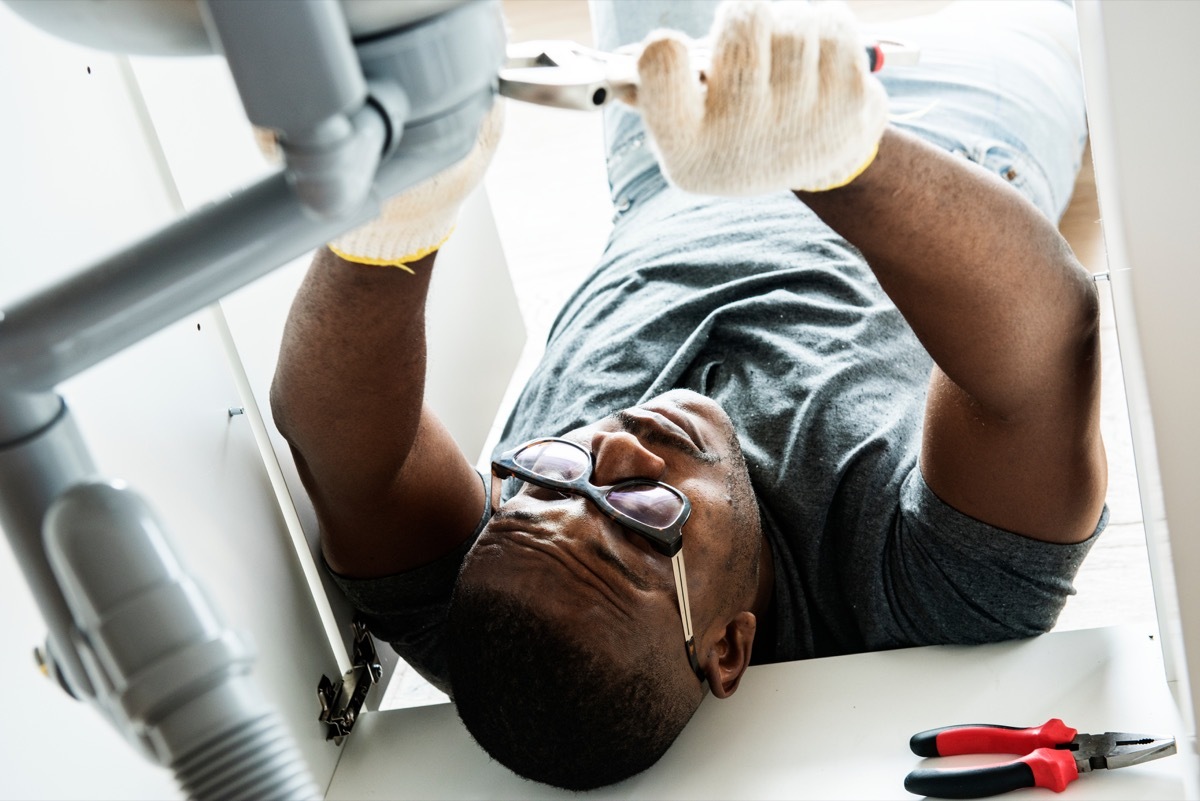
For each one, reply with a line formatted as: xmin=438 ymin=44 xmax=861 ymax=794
xmin=0 ymin=4 xmax=521 ymax=798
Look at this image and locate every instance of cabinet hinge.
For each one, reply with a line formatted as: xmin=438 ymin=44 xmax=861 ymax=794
xmin=317 ymin=621 xmax=382 ymax=744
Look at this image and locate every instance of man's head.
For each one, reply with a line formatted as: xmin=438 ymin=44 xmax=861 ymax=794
xmin=446 ymin=389 xmax=769 ymax=790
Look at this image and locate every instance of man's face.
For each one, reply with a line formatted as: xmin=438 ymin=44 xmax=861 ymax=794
xmin=461 ymin=388 xmax=761 ymax=677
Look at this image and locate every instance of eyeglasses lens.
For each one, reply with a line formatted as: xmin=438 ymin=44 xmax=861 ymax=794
xmin=515 ymin=441 xmax=684 ymax=530
xmin=608 ymin=483 xmax=684 ymax=529
xmin=514 ymin=440 xmax=589 ymax=481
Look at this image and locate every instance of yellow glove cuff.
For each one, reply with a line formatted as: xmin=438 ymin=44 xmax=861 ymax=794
xmin=801 ymin=141 xmax=881 ymax=193
xmin=327 ymin=227 xmax=455 ymax=274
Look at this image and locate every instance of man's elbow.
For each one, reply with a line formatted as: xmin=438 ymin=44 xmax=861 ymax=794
xmin=1070 ymin=259 xmax=1102 ymax=335
xmin=268 ymin=368 xmax=299 ymax=448
xmin=1042 ymin=251 xmax=1101 ymax=374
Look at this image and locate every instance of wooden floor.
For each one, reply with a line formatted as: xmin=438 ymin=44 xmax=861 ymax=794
xmin=489 ymin=0 xmax=1157 ymax=635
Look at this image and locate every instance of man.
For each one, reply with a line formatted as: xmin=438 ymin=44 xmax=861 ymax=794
xmin=270 ymin=0 xmax=1103 ymax=791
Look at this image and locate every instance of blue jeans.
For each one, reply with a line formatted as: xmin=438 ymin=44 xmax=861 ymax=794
xmin=589 ymin=0 xmax=1088 ymax=224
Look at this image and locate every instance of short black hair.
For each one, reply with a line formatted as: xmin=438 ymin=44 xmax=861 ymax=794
xmin=446 ymin=580 xmax=699 ymax=791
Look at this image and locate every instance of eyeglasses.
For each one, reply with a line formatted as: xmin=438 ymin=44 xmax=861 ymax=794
xmin=491 ymin=437 xmax=703 ymax=682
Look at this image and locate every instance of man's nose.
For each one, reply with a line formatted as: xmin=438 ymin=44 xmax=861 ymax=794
xmin=589 ymin=430 xmax=666 ymax=486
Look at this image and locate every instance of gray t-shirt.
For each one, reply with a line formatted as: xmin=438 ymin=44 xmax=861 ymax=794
xmin=331 ymin=183 xmax=1101 ymax=694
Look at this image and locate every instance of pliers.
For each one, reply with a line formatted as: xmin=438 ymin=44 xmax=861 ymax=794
xmin=905 ymin=718 xmax=1176 ymax=798
xmin=499 ymin=38 xmax=920 ymax=111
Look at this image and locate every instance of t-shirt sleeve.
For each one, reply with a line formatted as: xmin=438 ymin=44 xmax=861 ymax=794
xmin=323 ymin=470 xmax=490 ymax=697
xmin=862 ymin=468 xmax=1104 ymax=649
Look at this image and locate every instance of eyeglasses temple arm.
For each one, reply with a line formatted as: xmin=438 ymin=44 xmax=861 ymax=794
xmin=488 ymin=470 xmax=506 ymax=513
xmin=671 ymin=551 xmax=703 ymax=680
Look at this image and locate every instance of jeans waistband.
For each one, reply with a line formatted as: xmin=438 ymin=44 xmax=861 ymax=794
xmin=604 ymin=104 xmax=670 ymax=220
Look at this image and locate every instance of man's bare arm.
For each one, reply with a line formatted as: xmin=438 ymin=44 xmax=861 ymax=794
xmin=798 ymin=126 xmax=1105 ymax=544
xmin=270 ymin=249 xmax=485 ymax=577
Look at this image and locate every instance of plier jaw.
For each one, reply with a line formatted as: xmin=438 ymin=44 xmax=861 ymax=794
xmin=499 ymin=41 xmax=629 ymax=111
xmin=1070 ymin=731 xmax=1178 ymax=773
xmin=906 ymin=718 xmax=1177 ymax=798
xmin=497 ymin=38 xmax=920 ymax=112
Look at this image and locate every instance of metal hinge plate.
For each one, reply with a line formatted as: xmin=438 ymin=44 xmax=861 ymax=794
xmin=317 ymin=621 xmax=382 ymax=744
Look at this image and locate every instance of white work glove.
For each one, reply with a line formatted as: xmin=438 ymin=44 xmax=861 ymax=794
xmin=258 ymin=101 xmax=504 ymax=271
xmin=330 ymin=101 xmax=504 ymax=270
xmin=627 ymin=0 xmax=888 ymax=196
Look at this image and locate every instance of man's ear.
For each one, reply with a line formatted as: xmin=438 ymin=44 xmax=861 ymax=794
xmin=701 ymin=611 xmax=756 ymax=699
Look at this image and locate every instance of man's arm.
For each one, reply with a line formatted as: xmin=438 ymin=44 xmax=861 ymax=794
xmin=270 ymin=249 xmax=485 ymax=578
xmin=798 ymin=127 xmax=1105 ymax=544
xmin=270 ymin=103 xmax=502 ymax=579
xmin=628 ymin=1 xmax=1103 ymax=544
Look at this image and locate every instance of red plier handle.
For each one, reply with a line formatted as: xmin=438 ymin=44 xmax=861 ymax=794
xmin=906 ymin=719 xmax=1080 ymax=798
